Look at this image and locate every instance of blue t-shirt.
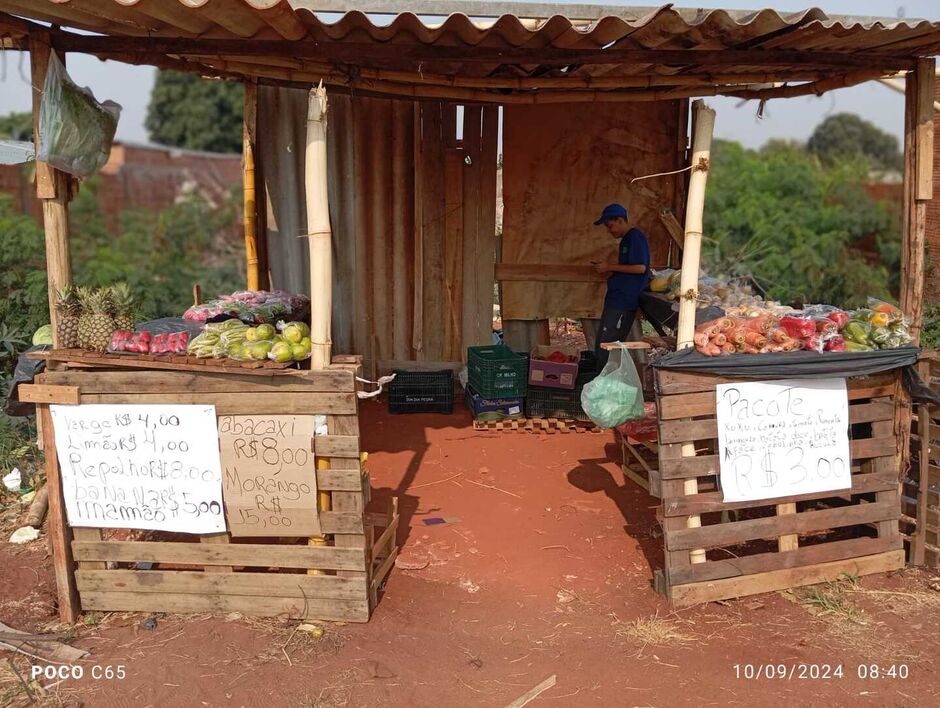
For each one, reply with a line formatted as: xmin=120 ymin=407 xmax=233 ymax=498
xmin=604 ymin=227 xmax=650 ymax=310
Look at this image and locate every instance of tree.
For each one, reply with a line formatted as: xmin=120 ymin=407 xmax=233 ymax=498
xmin=0 ymin=111 xmax=33 ymax=141
xmin=807 ymin=113 xmax=903 ymax=173
xmin=704 ymin=139 xmax=898 ymax=308
xmin=145 ymin=71 xmax=243 ymax=153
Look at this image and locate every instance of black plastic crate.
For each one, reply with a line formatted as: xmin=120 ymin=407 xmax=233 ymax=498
xmin=388 ymin=369 xmax=454 ymax=414
xmin=525 ymin=385 xmax=591 ymax=422
xmin=468 ymin=345 xmax=528 ymax=398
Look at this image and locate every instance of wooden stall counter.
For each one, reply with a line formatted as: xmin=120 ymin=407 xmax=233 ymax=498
xmin=19 ymin=357 xmax=397 ymax=624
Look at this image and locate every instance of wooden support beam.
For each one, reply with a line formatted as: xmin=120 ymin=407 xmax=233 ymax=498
xmin=30 ymin=32 xmax=72 ymax=347
xmin=49 ymin=34 xmax=916 ymax=72
xmin=495 ymin=263 xmax=606 ymax=282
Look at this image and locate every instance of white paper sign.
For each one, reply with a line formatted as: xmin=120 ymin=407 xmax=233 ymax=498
xmin=50 ymin=404 xmax=226 ymax=534
xmin=716 ymin=378 xmax=852 ymax=502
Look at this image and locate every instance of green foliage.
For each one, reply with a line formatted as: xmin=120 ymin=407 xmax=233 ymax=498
xmin=0 ymin=111 xmax=33 ymax=141
xmin=704 ymin=139 xmax=898 ymax=308
xmin=921 ymin=304 xmax=940 ymax=352
xmin=69 ymin=179 xmax=245 ymax=319
xmin=807 ymin=113 xmax=903 ymax=173
xmin=145 ymin=71 xmax=243 ymax=153
xmin=0 ymin=194 xmax=50 ymax=359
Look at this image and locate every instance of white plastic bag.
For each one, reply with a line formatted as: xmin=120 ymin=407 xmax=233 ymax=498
xmin=580 ymin=347 xmax=644 ymax=429
xmin=37 ymin=51 xmax=121 ymax=177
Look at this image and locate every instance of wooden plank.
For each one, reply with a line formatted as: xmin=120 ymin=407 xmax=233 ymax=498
xmin=659 ymin=442 xmax=692 ymax=582
xmin=36 ymin=351 xmax=307 ymax=377
xmin=669 ymin=550 xmax=905 ymax=606
xmin=664 ymin=472 xmax=898 ymax=516
xmin=660 ymin=437 xmax=896 ymax=480
xmin=914 ymin=58 xmax=935 ymax=201
xmin=317 ymin=468 xmax=362 ymax=492
xmin=476 ymin=103 xmax=499 ymax=351
xmin=658 ymin=379 xmax=898 ymax=420
xmin=43 ymin=369 xmax=355 ymax=393
xmin=75 ymin=570 xmax=367 ymax=601
xmin=328 ymin=409 xmax=368 ymax=581
xmin=38 ymin=405 xmax=80 ymax=622
xmin=659 ymin=400 xmax=895 ymax=444
xmin=200 ymin=533 xmax=232 ymax=574
xmin=443 ymin=147 xmax=464 ymax=361
xmin=461 ymin=104 xmax=483 ymax=355
xmin=79 ymin=591 xmax=370 ymax=623
xmin=71 ymin=541 xmax=367 ymax=571
xmin=71 ymin=528 xmax=105 ymax=571
xmin=17 ymin=384 xmax=80 ymax=405
xmin=314 ymin=435 xmax=360 ymax=458
xmin=495 ymin=263 xmax=606 ymax=282
xmin=656 ymin=369 xmax=898 ymax=397
xmin=870 ymin=407 xmax=902 ymax=546
xmin=419 ymin=101 xmax=446 ymax=361
xmin=666 ymin=501 xmax=898 ymax=551
xmin=668 ymin=535 xmax=898 ymax=586
xmin=77 ymin=392 xmax=356 ymax=415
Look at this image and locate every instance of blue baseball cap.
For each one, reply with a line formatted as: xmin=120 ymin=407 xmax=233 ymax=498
xmin=593 ymin=203 xmax=628 ymax=226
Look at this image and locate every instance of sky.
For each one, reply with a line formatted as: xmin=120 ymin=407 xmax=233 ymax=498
xmin=0 ymin=1 xmax=937 ymax=148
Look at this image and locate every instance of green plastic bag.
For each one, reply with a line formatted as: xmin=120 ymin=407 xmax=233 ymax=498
xmin=580 ymin=347 xmax=644 ymax=429
xmin=37 ymin=51 xmax=121 ymax=177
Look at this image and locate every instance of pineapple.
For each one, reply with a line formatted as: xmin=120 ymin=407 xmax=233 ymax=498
xmin=77 ymin=287 xmax=116 ymax=353
xmin=54 ymin=286 xmax=82 ymax=349
xmin=109 ymin=283 xmax=137 ymax=332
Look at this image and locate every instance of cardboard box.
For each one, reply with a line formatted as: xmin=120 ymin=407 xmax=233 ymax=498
xmin=464 ymin=385 xmax=524 ymax=420
xmin=528 ymin=345 xmax=579 ymax=390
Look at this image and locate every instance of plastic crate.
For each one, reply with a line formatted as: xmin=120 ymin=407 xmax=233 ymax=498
xmin=525 ymin=385 xmax=591 ymax=422
xmin=467 ymin=345 xmax=528 ymax=398
xmin=464 ymin=385 xmax=524 ymax=421
xmin=388 ymin=369 xmax=454 ymax=414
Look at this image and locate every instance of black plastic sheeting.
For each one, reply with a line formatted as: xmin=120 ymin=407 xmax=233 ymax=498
xmin=4 ymin=345 xmax=50 ymax=417
xmin=652 ymin=346 xmax=940 ymax=405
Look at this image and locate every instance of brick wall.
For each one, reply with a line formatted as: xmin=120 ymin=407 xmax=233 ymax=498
xmin=0 ymin=141 xmax=242 ymax=233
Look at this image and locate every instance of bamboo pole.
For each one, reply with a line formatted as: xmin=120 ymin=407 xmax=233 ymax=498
xmin=243 ymin=80 xmax=260 ymax=290
xmin=305 ymin=83 xmax=332 ymax=370
xmin=29 ymin=33 xmax=72 ymax=347
xmin=676 ymin=100 xmax=716 ymax=565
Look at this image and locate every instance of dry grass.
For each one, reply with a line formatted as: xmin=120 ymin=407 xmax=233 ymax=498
xmin=615 ymin=613 xmax=696 ymax=656
xmin=292 ymin=668 xmax=363 ymax=708
xmin=243 ymin=616 xmax=347 ymax=665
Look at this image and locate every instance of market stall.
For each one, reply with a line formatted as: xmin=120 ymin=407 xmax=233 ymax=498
xmin=2 ymin=2 xmax=939 ymax=619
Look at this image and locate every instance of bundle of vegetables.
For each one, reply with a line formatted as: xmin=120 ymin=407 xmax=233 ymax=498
xmin=839 ymin=299 xmax=912 ymax=351
xmin=187 ymin=319 xmax=312 ymax=362
xmin=109 ymin=330 xmax=151 ymax=354
xmin=183 ymin=290 xmax=310 ymax=324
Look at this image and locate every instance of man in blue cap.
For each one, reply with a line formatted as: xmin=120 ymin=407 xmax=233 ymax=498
xmin=591 ymin=203 xmax=650 ymax=371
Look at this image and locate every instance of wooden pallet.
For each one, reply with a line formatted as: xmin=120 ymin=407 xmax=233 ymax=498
xmin=29 ymin=348 xmax=297 ymax=375
xmin=472 ymin=417 xmax=602 ymax=434
xmin=654 ymin=368 xmax=905 ymax=607
xmin=32 ymin=362 xmax=391 ymax=623
xmin=618 ymin=431 xmax=661 ymax=495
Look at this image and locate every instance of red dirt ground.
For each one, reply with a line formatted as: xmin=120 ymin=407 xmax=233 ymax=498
xmin=1 ymin=401 xmax=939 ymax=707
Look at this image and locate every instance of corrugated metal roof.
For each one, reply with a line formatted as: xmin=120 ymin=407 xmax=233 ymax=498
xmin=1 ymin=2 xmax=938 ymax=98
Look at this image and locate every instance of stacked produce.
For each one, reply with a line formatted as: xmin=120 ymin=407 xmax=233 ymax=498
xmin=650 ymin=269 xmax=778 ymax=313
xmin=109 ymin=330 xmax=190 ymax=355
xmin=693 ymin=298 xmax=913 ymax=357
xmin=183 ymin=290 xmax=309 ymax=324
xmin=187 ymin=319 xmax=312 ymax=363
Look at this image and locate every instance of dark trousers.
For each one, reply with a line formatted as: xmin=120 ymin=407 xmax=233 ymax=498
xmin=594 ymin=307 xmax=637 ymax=372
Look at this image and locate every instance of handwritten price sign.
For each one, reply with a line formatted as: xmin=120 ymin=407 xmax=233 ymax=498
xmin=50 ymin=404 xmax=225 ymax=533
xmin=715 ymin=378 xmax=852 ymax=503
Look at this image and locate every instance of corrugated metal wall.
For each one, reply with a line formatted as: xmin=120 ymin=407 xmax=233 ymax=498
xmin=258 ymin=88 xmax=499 ymax=370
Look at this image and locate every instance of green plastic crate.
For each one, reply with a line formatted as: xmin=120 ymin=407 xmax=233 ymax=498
xmin=467 ymin=345 xmax=528 ymax=398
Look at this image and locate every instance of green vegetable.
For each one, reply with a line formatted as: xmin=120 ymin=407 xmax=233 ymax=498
xmin=869 ymin=327 xmax=891 ymax=346
xmin=32 ymin=324 xmax=53 ymax=346
xmin=843 ymin=321 xmax=871 ymax=344
xmin=844 ymin=341 xmax=873 ymax=352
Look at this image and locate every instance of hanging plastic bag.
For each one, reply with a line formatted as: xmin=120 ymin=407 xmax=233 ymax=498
xmin=37 ymin=51 xmax=121 ymax=177
xmin=580 ymin=347 xmax=644 ymax=429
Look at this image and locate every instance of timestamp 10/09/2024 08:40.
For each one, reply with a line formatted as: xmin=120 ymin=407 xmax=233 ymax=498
xmin=733 ymin=664 xmax=910 ymax=680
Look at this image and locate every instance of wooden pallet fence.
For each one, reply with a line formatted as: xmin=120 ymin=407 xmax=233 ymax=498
xmin=654 ymin=369 xmax=905 ymax=607
xmin=472 ymin=417 xmax=602 ymax=434
xmin=35 ymin=364 xmax=396 ymax=623
xmin=905 ymin=357 xmax=940 ymax=567
xmin=617 ymin=430 xmax=660 ymax=496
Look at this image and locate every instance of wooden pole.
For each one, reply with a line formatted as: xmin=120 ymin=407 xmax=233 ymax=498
xmin=305 ymin=83 xmax=333 ymax=370
xmin=243 ymin=80 xmax=260 ymax=290
xmin=897 ymin=59 xmax=935 ymax=484
xmin=675 ymin=100 xmax=715 ymax=565
xmin=29 ymin=33 xmax=72 ymax=346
